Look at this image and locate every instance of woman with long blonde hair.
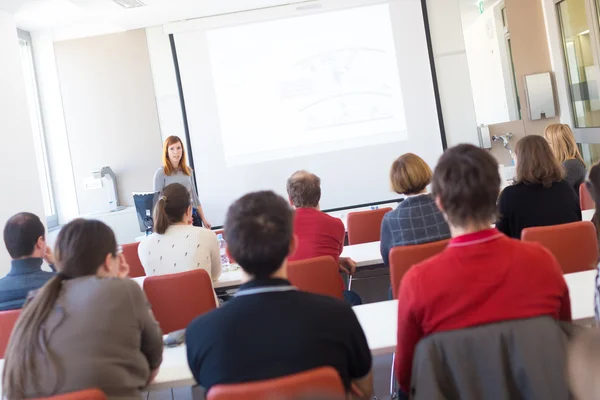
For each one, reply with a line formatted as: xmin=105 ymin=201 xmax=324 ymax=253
xmin=154 ymin=136 xmax=211 ymax=228
xmin=544 ymin=123 xmax=586 ymax=196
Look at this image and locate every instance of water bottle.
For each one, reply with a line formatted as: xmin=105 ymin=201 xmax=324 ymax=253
xmin=217 ymin=234 xmax=230 ymax=270
xmin=144 ymin=210 xmax=153 ymax=236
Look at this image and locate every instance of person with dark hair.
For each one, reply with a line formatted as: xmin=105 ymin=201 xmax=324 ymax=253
xmin=585 ymin=162 xmax=600 ymax=323
xmin=2 ymin=219 xmax=163 ymax=399
xmin=286 ymin=171 xmax=361 ymax=305
xmin=186 ymin=191 xmax=373 ymax=399
xmin=496 ymin=135 xmax=581 ymax=239
xmin=138 ymin=183 xmax=221 ymax=283
xmin=394 ymin=144 xmax=571 ymax=398
xmin=0 ymin=212 xmax=56 ymax=311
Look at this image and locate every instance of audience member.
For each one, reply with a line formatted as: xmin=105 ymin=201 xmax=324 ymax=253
xmin=380 ymin=153 xmax=449 ymax=268
xmin=496 ymin=135 xmax=581 ymax=239
xmin=286 ymin=171 xmax=361 ymax=305
xmin=585 ymin=162 xmax=600 ymax=323
xmin=568 ymin=328 xmax=600 ymax=400
xmin=3 ymin=219 xmax=163 ymax=399
xmin=139 ymin=183 xmax=221 ymax=282
xmin=395 ymin=144 xmax=571 ymax=398
xmin=0 ymin=212 xmax=56 ymax=311
xmin=544 ymin=123 xmax=587 ymax=196
xmin=186 ymin=191 xmax=373 ymax=399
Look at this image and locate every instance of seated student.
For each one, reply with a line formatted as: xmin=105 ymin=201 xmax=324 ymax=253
xmin=496 ymin=135 xmax=581 ymax=239
xmin=544 ymin=123 xmax=587 ymax=196
xmin=584 ymin=162 xmax=600 ymax=322
xmin=2 ymin=219 xmax=163 ymax=399
xmin=286 ymin=170 xmax=361 ymax=305
xmin=380 ymin=153 xmax=450 ymax=267
xmin=0 ymin=212 xmax=56 ymax=311
xmin=138 ymin=183 xmax=221 ymax=280
xmin=186 ymin=191 xmax=373 ymax=399
xmin=395 ymin=144 xmax=571 ymax=398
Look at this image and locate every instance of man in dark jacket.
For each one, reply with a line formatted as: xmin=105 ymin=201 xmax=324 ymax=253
xmin=0 ymin=212 xmax=55 ymax=310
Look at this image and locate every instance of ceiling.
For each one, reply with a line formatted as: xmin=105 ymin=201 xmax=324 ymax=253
xmin=0 ymin=0 xmax=311 ymax=40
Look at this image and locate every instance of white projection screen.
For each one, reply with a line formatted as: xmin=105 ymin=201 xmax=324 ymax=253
xmin=171 ymin=0 xmax=445 ymax=226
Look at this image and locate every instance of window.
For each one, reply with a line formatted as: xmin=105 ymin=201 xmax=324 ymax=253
xmin=17 ymin=31 xmax=57 ymax=228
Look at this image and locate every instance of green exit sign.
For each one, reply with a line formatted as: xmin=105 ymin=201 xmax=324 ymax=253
xmin=477 ymin=0 xmax=484 ymax=14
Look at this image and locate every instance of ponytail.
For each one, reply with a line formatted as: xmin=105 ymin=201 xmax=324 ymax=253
xmin=153 ymin=196 xmax=170 ymax=234
xmin=3 ymin=275 xmax=67 ymax=399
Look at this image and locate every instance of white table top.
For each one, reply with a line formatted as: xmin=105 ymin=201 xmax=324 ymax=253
xmin=583 ymin=209 xmax=595 ymax=222
xmin=564 ymin=270 xmax=595 ymax=323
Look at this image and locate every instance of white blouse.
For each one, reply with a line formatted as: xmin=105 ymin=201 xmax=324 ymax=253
xmin=138 ymin=225 xmax=222 ymax=282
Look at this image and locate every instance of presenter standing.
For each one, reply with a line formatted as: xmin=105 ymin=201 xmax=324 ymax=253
xmin=154 ymin=136 xmax=211 ymax=228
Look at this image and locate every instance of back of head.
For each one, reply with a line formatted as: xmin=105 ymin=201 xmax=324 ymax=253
xmin=287 ymin=171 xmax=321 ymax=208
xmin=515 ymin=135 xmax=565 ymax=187
xmin=544 ymin=123 xmax=584 ymax=164
xmin=3 ymin=218 xmax=117 ymax=399
xmin=390 ymin=153 xmax=432 ymax=195
xmin=153 ymin=183 xmax=191 ymax=234
xmin=3 ymin=212 xmax=45 ymax=259
xmin=431 ymin=144 xmax=500 ymax=227
xmin=225 ymin=191 xmax=294 ymax=279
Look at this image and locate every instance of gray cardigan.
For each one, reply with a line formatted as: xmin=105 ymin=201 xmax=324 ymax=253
xmin=153 ymin=167 xmax=201 ymax=208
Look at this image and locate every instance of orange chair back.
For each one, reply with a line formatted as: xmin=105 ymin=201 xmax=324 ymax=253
xmin=0 ymin=309 xmax=20 ymax=358
xmin=33 ymin=389 xmax=107 ymax=400
xmin=122 ymin=242 xmax=146 ymax=278
xmin=288 ymin=256 xmax=344 ymax=300
xmin=521 ymin=221 xmax=598 ymax=274
xmin=389 ymin=239 xmax=450 ymax=299
xmin=207 ymin=366 xmax=345 ymax=400
xmin=580 ymin=183 xmax=595 ymax=211
xmin=347 ymin=208 xmax=393 ymax=245
xmin=143 ymin=269 xmax=217 ymax=333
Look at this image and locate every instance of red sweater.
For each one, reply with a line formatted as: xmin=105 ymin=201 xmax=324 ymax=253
xmin=289 ymin=208 xmax=345 ymax=262
xmin=394 ymin=229 xmax=572 ymax=392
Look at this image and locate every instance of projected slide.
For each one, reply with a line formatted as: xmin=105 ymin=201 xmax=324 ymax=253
xmin=207 ymin=4 xmax=407 ymax=166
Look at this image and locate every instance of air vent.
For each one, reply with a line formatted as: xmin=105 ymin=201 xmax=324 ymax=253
xmin=112 ymin=0 xmax=148 ymax=8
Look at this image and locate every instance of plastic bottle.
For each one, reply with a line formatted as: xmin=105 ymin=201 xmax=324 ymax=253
xmin=217 ymin=233 xmax=230 ymax=269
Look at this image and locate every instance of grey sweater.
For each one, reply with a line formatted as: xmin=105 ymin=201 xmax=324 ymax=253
xmin=563 ymin=158 xmax=586 ymax=198
xmin=153 ymin=168 xmax=201 ymax=208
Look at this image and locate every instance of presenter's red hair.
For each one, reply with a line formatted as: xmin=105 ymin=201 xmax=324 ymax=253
xmin=162 ymin=135 xmax=192 ymax=176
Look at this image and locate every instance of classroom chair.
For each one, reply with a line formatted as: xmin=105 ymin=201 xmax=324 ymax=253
xmin=33 ymin=389 xmax=107 ymax=400
xmin=389 ymin=239 xmax=450 ymax=299
xmin=580 ymin=183 xmax=595 ymax=211
xmin=0 ymin=309 xmax=20 ymax=358
xmin=207 ymin=366 xmax=345 ymax=400
xmin=143 ymin=269 xmax=217 ymax=333
xmin=521 ymin=221 xmax=598 ymax=274
xmin=288 ymin=256 xmax=344 ymax=300
xmin=121 ymin=242 xmax=146 ymax=278
xmin=347 ymin=208 xmax=392 ymax=245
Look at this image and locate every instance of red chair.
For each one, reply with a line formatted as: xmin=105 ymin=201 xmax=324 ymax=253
xmin=0 ymin=309 xmax=20 ymax=358
xmin=389 ymin=239 xmax=450 ymax=299
xmin=580 ymin=183 xmax=595 ymax=211
xmin=347 ymin=208 xmax=393 ymax=245
xmin=207 ymin=366 xmax=345 ymax=400
xmin=143 ymin=269 xmax=217 ymax=333
xmin=33 ymin=389 xmax=107 ymax=400
xmin=521 ymin=221 xmax=598 ymax=274
xmin=288 ymin=256 xmax=344 ymax=300
xmin=122 ymin=242 xmax=146 ymax=278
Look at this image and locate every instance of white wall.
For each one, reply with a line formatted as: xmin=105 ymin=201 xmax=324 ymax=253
xmin=0 ymin=11 xmax=46 ymax=275
xmin=53 ymin=29 xmax=164 ymax=215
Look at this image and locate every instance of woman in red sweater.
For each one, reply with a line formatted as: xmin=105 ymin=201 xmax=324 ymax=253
xmin=394 ymin=144 xmax=572 ymax=397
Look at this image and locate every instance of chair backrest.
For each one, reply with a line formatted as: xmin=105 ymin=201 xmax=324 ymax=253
xmin=0 ymin=309 xmax=20 ymax=358
xmin=143 ymin=269 xmax=217 ymax=333
xmin=122 ymin=242 xmax=146 ymax=278
xmin=347 ymin=208 xmax=393 ymax=245
xmin=33 ymin=389 xmax=107 ymax=400
xmin=389 ymin=239 xmax=450 ymax=299
xmin=580 ymin=183 xmax=595 ymax=211
xmin=521 ymin=221 xmax=598 ymax=274
xmin=288 ymin=256 xmax=344 ymax=300
xmin=207 ymin=366 xmax=345 ymax=400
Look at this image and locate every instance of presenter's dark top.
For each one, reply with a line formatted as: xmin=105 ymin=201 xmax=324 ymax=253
xmin=496 ymin=180 xmax=581 ymax=239
xmin=0 ymin=258 xmax=55 ymax=311
xmin=186 ymin=278 xmax=372 ymax=391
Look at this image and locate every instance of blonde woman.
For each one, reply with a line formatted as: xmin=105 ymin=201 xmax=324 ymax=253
xmin=544 ymin=123 xmax=586 ymax=195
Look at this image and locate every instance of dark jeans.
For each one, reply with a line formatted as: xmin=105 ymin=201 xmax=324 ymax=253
xmin=191 ymin=208 xmax=203 ymax=227
xmin=343 ymin=290 xmax=362 ymax=306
